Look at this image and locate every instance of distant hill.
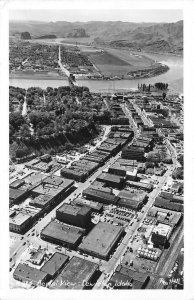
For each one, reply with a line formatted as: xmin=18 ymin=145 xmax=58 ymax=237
xmin=67 ymin=28 xmax=89 ymax=38
xmin=10 ymin=20 xmax=183 ymax=54
xmin=21 ymin=31 xmax=31 ymax=40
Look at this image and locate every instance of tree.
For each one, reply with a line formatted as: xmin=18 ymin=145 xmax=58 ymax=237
xmin=162 ymin=92 xmax=166 ymax=100
xmin=9 ymin=112 xmax=25 ymax=130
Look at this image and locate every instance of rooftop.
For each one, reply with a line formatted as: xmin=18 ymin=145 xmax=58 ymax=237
xmin=32 ymin=176 xmax=74 ymax=196
xmin=9 ymin=211 xmax=31 ymax=226
xmin=9 ymin=188 xmax=27 ymax=200
xmin=41 ymin=221 xmax=83 ymax=245
xmin=13 ymin=263 xmax=47 ymax=284
xmin=79 ymin=222 xmax=124 ymax=258
xmin=57 ymin=203 xmax=91 ymax=217
xmin=51 ymin=256 xmax=98 ymax=289
xmin=41 ymin=252 xmax=69 ymax=277
xmin=152 ymin=223 xmax=172 ymax=237
xmin=118 ymin=190 xmax=147 ymax=203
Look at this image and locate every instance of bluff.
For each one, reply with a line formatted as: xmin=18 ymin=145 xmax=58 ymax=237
xmin=21 ymin=32 xmax=31 ymax=40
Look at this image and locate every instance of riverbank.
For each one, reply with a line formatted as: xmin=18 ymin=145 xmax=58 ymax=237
xmin=9 ymin=63 xmax=169 ymax=82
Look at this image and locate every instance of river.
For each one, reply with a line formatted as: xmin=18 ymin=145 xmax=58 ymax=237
xmin=9 ymin=53 xmax=183 ymax=94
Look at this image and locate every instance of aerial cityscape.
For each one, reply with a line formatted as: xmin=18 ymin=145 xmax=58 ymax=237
xmin=9 ymin=9 xmax=183 ymax=290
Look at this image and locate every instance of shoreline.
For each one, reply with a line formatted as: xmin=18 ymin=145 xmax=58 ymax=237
xmin=9 ymin=65 xmax=169 ymax=82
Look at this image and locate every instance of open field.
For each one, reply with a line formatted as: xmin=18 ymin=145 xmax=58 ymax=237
xmin=105 ymin=47 xmax=155 ymax=66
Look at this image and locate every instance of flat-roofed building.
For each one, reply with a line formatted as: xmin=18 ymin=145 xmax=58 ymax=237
xmin=9 ymin=188 xmax=28 ymax=205
xmin=148 ymin=207 xmax=182 ymax=227
xmin=82 ymin=188 xmax=119 ymax=205
xmin=31 ymin=176 xmax=74 ymax=202
xmin=9 ymin=179 xmax=25 ymax=189
xmin=78 ymin=222 xmax=124 ymax=260
xmin=50 ymin=256 xmax=99 ymax=289
xmin=41 ymin=252 xmax=69 ymax=280
xmin=29 ymin=194 xmax=53 ymax=209
xmin=72 ymin=198 xmax=103 ymax=213
xmin=126 ymin=180 xmax=153 ymax=192
xmin=9 ymin=211 xmax=32 ymax=233
xmin=56 ymin=203 xmax=92 ymax=228
xmin=118 ymin=189 xmax=147 ymax=210
xmin=40 ymin=220 xmax=83 ymax=249
xmin=108 ymin=265 xmax=150 ymax=289
xmin=13 ymin=263 xmax=48 ymax=286
xmin=96 ymin=173 xmax=124 ymax=189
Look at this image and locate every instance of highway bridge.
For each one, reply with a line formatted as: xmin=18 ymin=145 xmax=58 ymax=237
xmin=58 ymin=46 xmax=79 ymax=87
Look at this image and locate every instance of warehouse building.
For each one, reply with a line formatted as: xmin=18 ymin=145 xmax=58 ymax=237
xmin=13 ymin=263 xmax=48 ymax=286
xmin=41 ymin=252 xmax=69 ymax=280
xmin=96 ymin=173 xmax=125 ymax=189
xmin=108 ymin=265 xmax=150 ymax=289
xmin=40 ymin=220 xmax=84 ymax=249
xmin=56 ymin=203 xmax=92 ymax=228
xmin=50 ymin=256 xmax=99 ymax=289
xmin=78 ymin=222 xmax=124 ymax=260
xmin=83 ymin=188 xmax=119 ymax=205
xmin=72 ymin=198 xmax=103 ymax=213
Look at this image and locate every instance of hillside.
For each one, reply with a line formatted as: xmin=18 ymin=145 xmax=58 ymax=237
xmin=9 ymin=20 xmax=183 ymax=54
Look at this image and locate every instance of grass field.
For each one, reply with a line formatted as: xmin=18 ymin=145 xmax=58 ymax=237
xmin=86 ymin=48 xmax=156 ymax=76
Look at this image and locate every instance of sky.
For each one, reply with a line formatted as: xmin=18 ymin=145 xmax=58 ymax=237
xmin=9 ymin=9 xmax=183 ymax=23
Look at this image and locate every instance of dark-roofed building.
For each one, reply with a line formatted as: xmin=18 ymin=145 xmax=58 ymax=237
xmin=79 ymin=222 xmax=124 ymax=260
xmin=41 ymin=252 xmax=69 ymax=280
xmin=108 ymin=265 xmax=149 ymax=289
xmin=56 ymin=203 xmax=92 ymax=228
xmin=13 ymin=263 xmax=48 ymax=286
xmin=40 ymin=220 xmax=84 ymax=249
xmin=9 ymin=188 xmax=28 ymax=205
xmin=154 ymin=191 xmax=183 ymax=212
xmin=50 ymin=256 xmax=99 ymax=289
xmin=96 ymin=173 xmax=124 ymax=189
xmin=82 ymin=188 xmax=119 ymax=205
xmin=121 ymin=145 xmax=145 ymax=161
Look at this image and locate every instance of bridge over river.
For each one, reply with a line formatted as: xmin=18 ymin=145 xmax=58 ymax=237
xmin=58 ymin=46 xmax=79 ymax=87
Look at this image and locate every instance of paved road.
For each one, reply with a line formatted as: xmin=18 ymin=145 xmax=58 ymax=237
xmin=58 ymin=45 xmax=79 ymax=87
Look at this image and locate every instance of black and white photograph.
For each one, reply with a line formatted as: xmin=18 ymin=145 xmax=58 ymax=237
xmin=0 ymin=0 xmax=194 ymax=299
